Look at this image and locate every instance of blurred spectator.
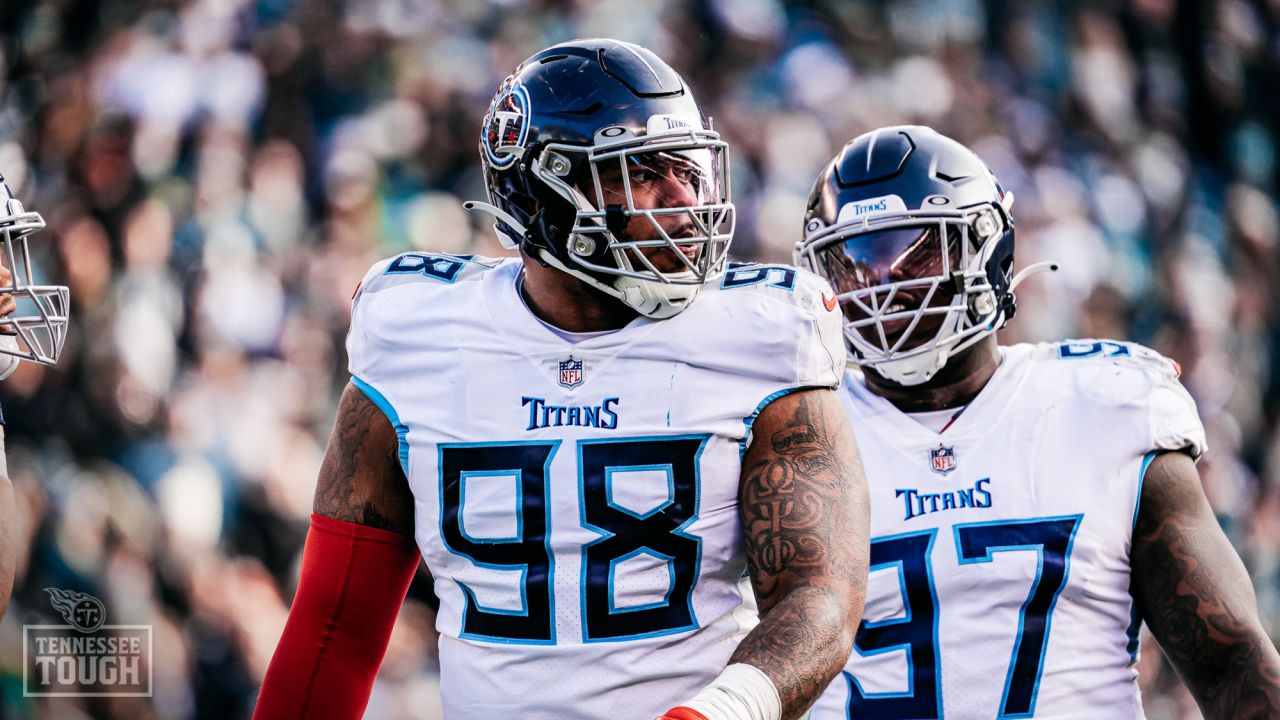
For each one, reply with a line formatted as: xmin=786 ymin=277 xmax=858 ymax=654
xmin=1 ymin=1 xmax=1278 ymax=718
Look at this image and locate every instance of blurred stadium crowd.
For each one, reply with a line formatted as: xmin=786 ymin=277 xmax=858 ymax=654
xmin=0 ymin=0 xmax=1277 ymax=717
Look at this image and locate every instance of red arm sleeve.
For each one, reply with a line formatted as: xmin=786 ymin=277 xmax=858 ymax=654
xmin=254 ymin=514 xmax=421 ymax=720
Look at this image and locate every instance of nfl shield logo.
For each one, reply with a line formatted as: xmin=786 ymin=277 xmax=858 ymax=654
xmin=930 ymin=445 xmax=957 ymax=475
xmin=559 ymin=357 xmax=584 ymax=389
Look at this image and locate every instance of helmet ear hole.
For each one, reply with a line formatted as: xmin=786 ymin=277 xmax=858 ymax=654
xmin=526 ymin=193 xmax=575 ymax=251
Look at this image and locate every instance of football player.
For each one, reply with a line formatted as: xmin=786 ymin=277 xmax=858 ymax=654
xmin=795 ymin=126 xmax=1280 ymax=718
xmin=255 ymin=40 xmax=870 ymax=720
xmin=0 ymin=173 xmax=72 ymax=619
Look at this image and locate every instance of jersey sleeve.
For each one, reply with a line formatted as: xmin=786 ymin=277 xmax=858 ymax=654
xmin=1145 ymin=353 xmax=1207 ymax=461
xmin=1051 ymin=339 xmax=1207 ymax=461
xmin=346 ymin=257 xmax=396 ymax=383
xmin=671 ymin=263 xmax=846 ymax=394
xmin=1111 ymin=341 xmax=1207 ymax=460
xmin=790 ymin=269 xmax=847 ymax=389
xmin=347 ymin=252 xmax=497 ymax=385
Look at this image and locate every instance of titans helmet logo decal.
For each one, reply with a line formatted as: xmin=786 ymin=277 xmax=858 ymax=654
xmin=482 ymin=80 xmax=531 ymax=169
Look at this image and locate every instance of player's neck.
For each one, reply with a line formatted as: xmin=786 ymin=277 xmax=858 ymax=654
xmin=863 ymin=337 xmax=1002 ymax=413
xmin=519 ymin=256 xmax=639 ymax=333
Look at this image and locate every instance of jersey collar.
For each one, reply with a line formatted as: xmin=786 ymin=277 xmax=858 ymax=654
xmin=844 ymin=344 xmax=1035 ymax=446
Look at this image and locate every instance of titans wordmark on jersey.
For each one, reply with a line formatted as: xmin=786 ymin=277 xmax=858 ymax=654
xmin=346 ymin=253 xmax=844 ymax=719
xmin=809 ymin=340 xmax=1206 ymax=720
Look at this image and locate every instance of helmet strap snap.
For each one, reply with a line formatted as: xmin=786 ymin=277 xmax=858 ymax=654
xmin=968 ymin=290 xmax=997 ymax=322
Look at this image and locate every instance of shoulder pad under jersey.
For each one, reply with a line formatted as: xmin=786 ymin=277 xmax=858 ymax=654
xmin=1036 ymin=339 xmax=1206 ymax=459
xmin=706 ymin=262 xmax=846 ymax=388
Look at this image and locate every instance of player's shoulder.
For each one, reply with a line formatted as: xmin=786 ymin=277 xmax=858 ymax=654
xmin=702 ymin=261 xmax=836 ymax=315
xmin=350 ymin=252 xmax=514 ymax=337
xmin=1020 ymin=338 xmax=1205 ymax=458
xmin=1016 ymin=338 xmax=1189 ymax=412
xmin=1026 ymin=338 xmax=1182 ymax=379
xmin=681 ymin=261 xmax=845 ymax=388
xmin=355 ymin=252 xmax=512 ymax=301
xmin=695 ymin=261 xmax=842 ymax=336
xmin=347 ymin=252 xmax=513 ymax=379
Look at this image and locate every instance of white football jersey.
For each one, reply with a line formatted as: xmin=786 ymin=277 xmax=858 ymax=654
xmin=810 ymin=340 xmax=1206 ymax=720
xmin=346 ymin=254 xmax=844 ymax=718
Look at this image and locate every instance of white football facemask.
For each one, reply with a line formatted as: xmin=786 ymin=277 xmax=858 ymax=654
xmin=0 ymin=184 xmax=70 ymax=367
xmin=796 ymin=198 xmax=1052 ymax=386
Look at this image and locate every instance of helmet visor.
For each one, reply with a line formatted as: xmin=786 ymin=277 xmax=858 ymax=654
xmin=815 ymin=222 xmax=970 ymax=351
xmin=815 ymin=224 xmax=970 ymax=293
xmin=594 ymin=148 xmax=723 ymax=210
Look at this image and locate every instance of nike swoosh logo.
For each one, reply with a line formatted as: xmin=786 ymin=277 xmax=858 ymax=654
xmin=822 ymin=293 xmax=838 ymax=312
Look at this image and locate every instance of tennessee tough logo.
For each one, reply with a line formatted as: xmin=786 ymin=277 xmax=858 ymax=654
xmin=482 ymin=80 xmax=531 ymax=169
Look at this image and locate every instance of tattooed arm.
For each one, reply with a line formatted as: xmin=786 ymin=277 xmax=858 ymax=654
xmin=313 ymin=382 xmax=416 ymax=532
xmin=1130 ymin=450 xmax=1280 ymax=719
xmin=255 ymin=383 xmax=420 ymax=719
xmin=731 ymin=388 xmax=871 ymax=720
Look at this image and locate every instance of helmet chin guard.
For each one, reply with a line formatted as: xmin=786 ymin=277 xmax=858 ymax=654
xmin=533 ymin=246 xmax=701 ymax=319
xmin=871 ymin=348 xmax=953 ymax=386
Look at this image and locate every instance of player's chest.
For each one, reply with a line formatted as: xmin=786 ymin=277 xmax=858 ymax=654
xmin=831 ymin=382 xmax=1145 ymax=719
xmin=854 ymin=409 xmax=1137 ymax=536
xmin=390 ymin=347 xmax=768 ymax=558
xmin=395 ymin=344 xmax=777 ymax=441
xmin=855 ymin=409 xmax=1142 ymax=594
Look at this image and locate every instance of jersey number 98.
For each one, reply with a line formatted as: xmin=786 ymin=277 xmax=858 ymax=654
xmin=438 ymin=435 xmax=707 ymax=645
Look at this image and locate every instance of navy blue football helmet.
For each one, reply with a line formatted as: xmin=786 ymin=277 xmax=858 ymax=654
xmin=795 ymin=126 xmax=1052 ymax=385
xmin=467 ymin=39 xmax=734 ymax=319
